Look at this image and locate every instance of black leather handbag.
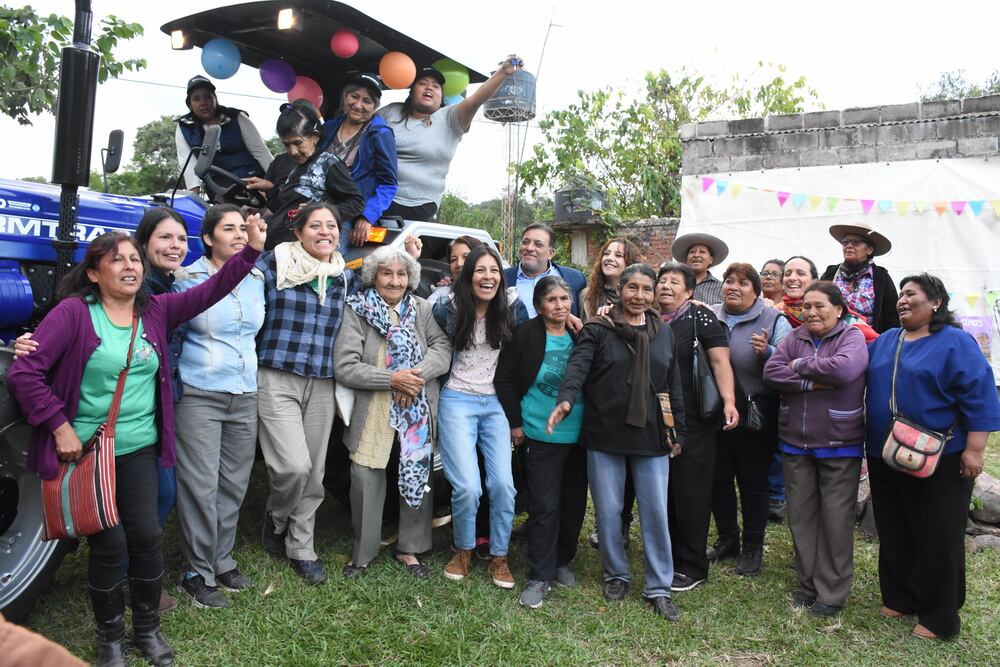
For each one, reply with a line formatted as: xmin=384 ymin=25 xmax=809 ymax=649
xmin=691 ymin=308 xmax=722 ymax=420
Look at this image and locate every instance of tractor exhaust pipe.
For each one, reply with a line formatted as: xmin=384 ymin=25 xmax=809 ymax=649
xmin=50 ymin=0 xmax=100 ymax=294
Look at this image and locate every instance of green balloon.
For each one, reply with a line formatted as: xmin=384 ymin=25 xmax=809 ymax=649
xmin=433 ymin=58 xmax=469 ymax=97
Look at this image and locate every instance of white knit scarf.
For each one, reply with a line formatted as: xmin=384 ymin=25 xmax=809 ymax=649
xmin=274 ymin=241 xmax=345 ymax=304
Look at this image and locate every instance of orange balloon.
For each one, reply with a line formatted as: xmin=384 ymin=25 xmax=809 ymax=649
xmin=379 ymin=51 xmax=416 ymax=89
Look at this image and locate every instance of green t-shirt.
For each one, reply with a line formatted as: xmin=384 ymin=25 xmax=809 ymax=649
xmin=72 ymin=303 xmax=159 ymax=456
xmin=521 ymin=333 xmax=584 ymax=444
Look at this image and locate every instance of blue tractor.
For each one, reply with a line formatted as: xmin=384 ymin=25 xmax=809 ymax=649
xmin=0 ymin=0 xmax=486 ymax=621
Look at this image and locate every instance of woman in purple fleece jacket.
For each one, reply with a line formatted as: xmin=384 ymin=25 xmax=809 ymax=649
xmin=763 ymin=281 xmax=868 ymax=619
xmin=7 ymin=219 xmax=265 ymax=667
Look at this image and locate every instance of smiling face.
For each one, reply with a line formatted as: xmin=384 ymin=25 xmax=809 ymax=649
xmin=519 ymin=228 xmax=555 ymax=277
xmin=144 ymin=218 xmax=189 ymax=273
xmin=600 ymin=241 xmax=627 ymax=283
xmin=782 ymin=258 xmax=814 ymax=299
xmin=294 ymin=208 xmax=340 ymax=261
xmin=621 ymin=273 xmax=655 ymax=318
xmin=840 ymin=234 xmax=874 ymax=264
xmin=449 ymin=241 xmax=472 ymax=278
xmin=188 ymin=86 xmax=217 ymax=123
xmin=760 ymin=262 xmax=784 ymax=298
xmin=897 ymin=281 xmax=940 ymax=332
xmin=722 ymin=273 xmax=757 ymax=313
xmin=802 ymin=290 xmax=843 ymax=337
xmin=410 ymin=76 xmax=443 ymax=115
xmin=537 ymin=286 xmax=572 ymax=328
xmin=656 ymin=271 xmax=693 ymax=312
xmin=374 ymin=260 xmax=409 ymax=306
xmin=281 ymin=132 xmax=320 ymax=164
xmin=471 ymin=253 xmax=502 ymax=306
xmin=685 ymin=243 xmax=713 ymax=274
xmin=343 ymin=88 xmax=377 ymax=125
xmin=86 ymin=239 xmax=144 ymax=301
xmin=204 ymin=212 xmax=247 ymax=264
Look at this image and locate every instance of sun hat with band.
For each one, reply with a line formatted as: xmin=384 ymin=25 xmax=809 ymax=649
xmin=671 ymin=233 xmax=729 ymax=268
xmin=828 ymin=221 xmax=891 ymax=256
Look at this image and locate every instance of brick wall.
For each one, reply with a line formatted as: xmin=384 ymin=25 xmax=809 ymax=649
xmin=679 ymin=94 xmax=1000 ymax=175
xmin=552 ymin=217 xmax=680 ymax=271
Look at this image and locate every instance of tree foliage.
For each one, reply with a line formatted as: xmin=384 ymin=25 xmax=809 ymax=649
xmin=89 ymin=116 xmax=179 ymax=195
xmin=517 ymin=64 xmax=819 ymax=222
xmin=920 ymin=69 xmax=1000 ymax=102
xmin=438 ymin=193 xmax=554 ymax=244
xmin=0 ymin=4 xmax=145 ymax=125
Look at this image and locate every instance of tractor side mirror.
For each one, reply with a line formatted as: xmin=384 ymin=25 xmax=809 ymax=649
xmin=194 ymin=125 xmax=221 ymax=178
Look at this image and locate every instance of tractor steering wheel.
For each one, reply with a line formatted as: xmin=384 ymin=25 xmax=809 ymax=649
xmin=201 ymin=166 xmax=267 ymax=209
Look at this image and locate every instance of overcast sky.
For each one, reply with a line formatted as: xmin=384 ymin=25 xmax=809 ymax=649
xmin=4 ymin=0 xmax=999 ymax=203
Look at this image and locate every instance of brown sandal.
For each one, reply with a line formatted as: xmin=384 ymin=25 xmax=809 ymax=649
xmin=912 ymin=624 xmax=938 ymax=640
xmin=879 ymin=606 xmax=906 ymax=619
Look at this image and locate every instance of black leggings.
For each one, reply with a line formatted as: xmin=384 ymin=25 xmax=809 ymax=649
xmin=88 ymin=446 xmax=163 ymax=589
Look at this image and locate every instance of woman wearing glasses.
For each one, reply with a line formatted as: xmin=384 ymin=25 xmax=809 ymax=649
xmin=820 ymin=223 xmax=899 ymax=334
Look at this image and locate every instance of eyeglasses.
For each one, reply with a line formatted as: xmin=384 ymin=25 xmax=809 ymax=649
xmin=760 ymin=271 xmax=781 ymax=278
xmin=840 ymin=238 xmax=868 ymax=247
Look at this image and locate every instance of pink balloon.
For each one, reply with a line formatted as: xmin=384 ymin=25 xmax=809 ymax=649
xmin=287 ymin=76 xmax=323 ymax=109
xmin=330 ymin=29 xmax=359 ymax=58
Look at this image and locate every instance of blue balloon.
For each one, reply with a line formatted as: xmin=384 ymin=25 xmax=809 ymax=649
xmin=444 ymin=94 xmax=464 ymax=106
xmin=201 ymin=38 xmax=241 ymax=79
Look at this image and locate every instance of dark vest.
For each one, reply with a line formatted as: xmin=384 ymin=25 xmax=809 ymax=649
xmin=178 ymin=106 xmax=262 ymax=178
xmin=713 ymin=298 xmax=782 ymax=396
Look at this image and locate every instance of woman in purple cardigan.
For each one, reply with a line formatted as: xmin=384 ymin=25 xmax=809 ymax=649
xmin=7 ymin=219 xmax=265 ymax=667
xmin=763 ymin=281 xmax=868 ymax=619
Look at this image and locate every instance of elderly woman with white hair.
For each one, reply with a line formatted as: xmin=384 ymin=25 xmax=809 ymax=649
xmin=333 ymin=246 xmax=452 ymax=578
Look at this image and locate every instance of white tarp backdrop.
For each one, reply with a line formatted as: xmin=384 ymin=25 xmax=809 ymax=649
xmin=678 ymin=157 xmax=1000 ymax=378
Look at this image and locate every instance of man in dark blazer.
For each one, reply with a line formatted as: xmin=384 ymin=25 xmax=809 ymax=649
xmin=503 ymin=223 xmax=587 ymax=320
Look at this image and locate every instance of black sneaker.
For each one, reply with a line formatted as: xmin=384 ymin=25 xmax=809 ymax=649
xmin=736 ymin=543 xmax=763 ymax=577
xmin=602 ymin=579 xmax=629 ymax=601
xmin=645 ymin=596 xmax=680 ymax=622
xmin=217 ymin=568 xmax=252 ymax=592
xmin=290 ymin=559 xmax=327 ymax=585
xmin=706 ymin=535 xmax=740 ymax=562
xmin=261 ymin=510 xmax=286 ymax=558
xmin=792 ymin=590 xmax=816 ymax=608
xmin=809 ymin=601 xmax=842 ymax=617
xmin=180 ymin=574 xmax=228 ymax=609
xmin=670 ymin=572 xmax=705 ymax=592
xmin=587 ymin=526 xmax=599 ymax=550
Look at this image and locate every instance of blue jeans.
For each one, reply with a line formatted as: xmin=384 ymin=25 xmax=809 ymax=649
xmin=157 ymin=460 xmax=176 ymax=527
xmin=768 ymin=452 xmax=785 ymax=501
xmin=338 ymin=220 xmax=353 ymax=255
xmin=588 ymin=449 xmax=673 ymax=598
xmin=437 ymin=388 xmax=515 ymax=556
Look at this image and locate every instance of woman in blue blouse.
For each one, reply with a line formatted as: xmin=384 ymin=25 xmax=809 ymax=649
xmin=172 ymin=204 xmax=266 ymax=608
xmin=865 ymin=274 xmax=1000 ymax=639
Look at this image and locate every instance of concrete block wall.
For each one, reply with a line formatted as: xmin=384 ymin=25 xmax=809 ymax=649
xmin=680 ymin=95 xmax=1000 ymax=175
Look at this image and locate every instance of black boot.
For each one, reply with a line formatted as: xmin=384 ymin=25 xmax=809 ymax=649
xmin=129 ymin=574 xmax=175 ymax=666
xmin=736 ymin=542 xmax=763 ymax=577
xmin=706 ymin=533 xmax=740 ymax=562
xmin=89 ymin=583 xmax=127 ymax=667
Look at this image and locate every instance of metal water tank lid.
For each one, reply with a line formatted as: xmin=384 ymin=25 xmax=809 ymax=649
xmin=483 ymin=70 xmax=536 ymax=123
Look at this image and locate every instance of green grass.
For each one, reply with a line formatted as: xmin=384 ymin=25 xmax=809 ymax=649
xmin=23 ymin=452 xmax=1000 ymax=667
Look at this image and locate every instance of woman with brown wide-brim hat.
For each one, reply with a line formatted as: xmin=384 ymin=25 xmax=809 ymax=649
xmin=820 ymin=222 xmax=899 ymax=333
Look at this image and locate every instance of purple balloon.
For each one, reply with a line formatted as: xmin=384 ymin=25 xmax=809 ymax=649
xmin=259 ymin=59 xmax=296 ymax=93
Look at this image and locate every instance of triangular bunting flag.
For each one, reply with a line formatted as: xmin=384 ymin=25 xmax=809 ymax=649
xmin=701 ymin=177 xmax=715 ymax=193
xmin=965 ymin=294 xmax=980 ymax=310
xmin=826 ymin=197 xmax=839 ymax=212
xmin=896 ymin=201 xmax=910 ymax=217
xmin=777 ymin=192 xmax=790 ymax=207
xmin=716 ymin=180 xmax=729 ymax=195
xmin=933 ymin=201 xmax=948 ymax=216
xmin=861 ymin=199 xmax=875 ymax=214
xmin=877 ymin=200 xmax=893 ymax=213
xmin=969 ymin=200 xmax=985 ymax=217
xmin=731 ymin=184 xmax=744 ymax=197
xmin=914 ymin=201 xmax=930 ymax=213
xmin=951 ymin=201 xmax=966 ymax=216
xmin=808 ymin=195 xmax=823 ymax=209
xmin=792 ymin=193 xmax=807 ymax=208
xmin=991 ymin=200 xmax=1000 ymax=217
